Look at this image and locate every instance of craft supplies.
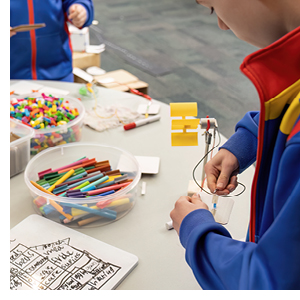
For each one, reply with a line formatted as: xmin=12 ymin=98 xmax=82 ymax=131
xmin=123 ymin=114 xmax=161 ymax=130
xmin=82 ymin=83 xmax=141 ymax=131
xmin=10 ymin=119 xmax=35 ymax=177
xmin=84 ymin=105 xmax=141 ymax=131
xmin=10 ymin=93 xmax=85 ymax=154
xmin=24 ymin=143 xmax=141 ymax=227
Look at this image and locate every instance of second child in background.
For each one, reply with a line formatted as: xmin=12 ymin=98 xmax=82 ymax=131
xmin=10 ymin=0 xmax=94 ymax=82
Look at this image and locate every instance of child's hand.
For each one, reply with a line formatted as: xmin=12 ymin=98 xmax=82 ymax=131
xmin=204 ymin=148 xmax=239 ymax=196
xmin=10 ymin=27 xmax=16 ymax=37
xmin=68 ymin=4 xmax=87 ymax=28
xmin=170 ymin=194 xmax=208 ymax=234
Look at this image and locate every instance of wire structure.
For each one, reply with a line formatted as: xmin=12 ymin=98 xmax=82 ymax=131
xmin=192 ymin=127 xmax=246 ymax=197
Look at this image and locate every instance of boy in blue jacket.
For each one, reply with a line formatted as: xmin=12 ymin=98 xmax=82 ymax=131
xmin=170 ymin=0 xmax=300 ymax=289
xmin=10 ymin=0 xmax=94 ymax=81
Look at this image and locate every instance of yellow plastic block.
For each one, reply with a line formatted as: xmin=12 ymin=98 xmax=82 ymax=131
xmin=171 ymin=119 xmax=200 ymax=130
xmin=170 ymin=102 xmax=200 ymax=146
xmin=170 ymin=102 xmax=198 ymax=117
xmin=171 ymin=132 xmax=198 ymax=146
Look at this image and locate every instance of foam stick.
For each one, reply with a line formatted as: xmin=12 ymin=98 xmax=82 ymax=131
xmin=87 ymin=182 xmax=131 ymax=196
xmin=61 ymin=202 xmax=117 ymax=219
xmin=80 ymin=175 xmax=109 ymax=192
xmin=47 ymin=169 xmax=75 ymax=192
xmin=30 ymin=181 xmax=73 ymax=220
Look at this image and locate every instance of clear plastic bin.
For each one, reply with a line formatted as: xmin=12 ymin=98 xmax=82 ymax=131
xmin=10 ymin=119 xmax=35 ymax=177
xmin=24 ymin=143 xmax=141 ymax=227
xmin=10 ymin=93 xmax=85 ymax=155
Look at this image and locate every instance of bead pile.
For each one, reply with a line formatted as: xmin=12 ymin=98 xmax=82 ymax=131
xmin=10 ymin=93 xmax=82 ymax=154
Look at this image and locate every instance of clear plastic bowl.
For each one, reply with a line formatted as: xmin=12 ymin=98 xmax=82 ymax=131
xmin=10 ymin=119 xmax=35 ymax=177
xmin=24 ymin=143 xmax=141 ymax=228
xmin=10 ymin=93 xmax=85 ymax=155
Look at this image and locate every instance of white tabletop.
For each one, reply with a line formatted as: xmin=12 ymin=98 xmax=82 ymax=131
xmin=10 ymin=80 xmax=254 ymax=290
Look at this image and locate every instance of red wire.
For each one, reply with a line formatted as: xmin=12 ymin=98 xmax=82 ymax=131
xmin=206 ymin=115 xmax=210 ymax=131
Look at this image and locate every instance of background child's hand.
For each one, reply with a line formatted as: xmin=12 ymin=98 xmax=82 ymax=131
xmin=68 ymin=4 xmax=87 ymax=28
xmin=10 ymin=27 xmax=16 ymax=37
xmin=204 ymin=149 xmax=239 ymax=195
xmin=170 ymin=194 xmax=208 ymax=234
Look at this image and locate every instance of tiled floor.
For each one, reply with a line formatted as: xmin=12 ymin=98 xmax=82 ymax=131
xmin=91 ymin=0 xmax=260 ymax=138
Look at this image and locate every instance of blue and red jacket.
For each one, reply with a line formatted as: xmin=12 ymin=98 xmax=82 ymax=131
xmin=10 ymin=0 xmax=94 ymax=81
xmin=179 ymin=26 xmax=300 ymax=289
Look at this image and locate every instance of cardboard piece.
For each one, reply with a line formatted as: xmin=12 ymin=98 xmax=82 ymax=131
xmin=73 ymin=51 xmax=101 ymax=70
xmin=73 ymin=68 xmax=149 ymax=94
xmin=94 ymin=69 xmax=148 ymax=94
xmin=11 ymin=23 xmax=45 ymax=32
xmin=10 ymin=132 xmax=20 ymax=142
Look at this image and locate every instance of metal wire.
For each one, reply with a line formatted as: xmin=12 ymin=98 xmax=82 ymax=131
xmin=192 ymin=127 xmax=246 ymax=197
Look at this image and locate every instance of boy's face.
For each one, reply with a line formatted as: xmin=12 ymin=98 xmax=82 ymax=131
xmin=196 ymin=0 xmax=285 ymax=48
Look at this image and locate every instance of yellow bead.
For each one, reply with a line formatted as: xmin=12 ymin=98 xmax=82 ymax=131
xmin=57 ymin=121 xmax=67 ymax=126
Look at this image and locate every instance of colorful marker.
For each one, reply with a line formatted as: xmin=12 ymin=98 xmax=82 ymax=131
xmin=123 ymin=115 xmax=160 ymax=130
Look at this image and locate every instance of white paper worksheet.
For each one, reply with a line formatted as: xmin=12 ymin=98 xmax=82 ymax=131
xmin=10 ymin=215 xmax=138 ymax=290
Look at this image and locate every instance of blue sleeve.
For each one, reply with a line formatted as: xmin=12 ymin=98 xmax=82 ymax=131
xmin=180 ymin=137 xmax=300 ymax=289
xmin=62 ymin=0 xmax=94 ymax=27
xmin=220 ymin=111 xmax=259 ymax=173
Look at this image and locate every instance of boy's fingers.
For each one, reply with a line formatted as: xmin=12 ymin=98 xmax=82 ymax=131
xmin=69 ymin=5 xmax=79 ymax=19
xmin=69 ymin=11 xmax=78 ymax=19
xmin=205 ymin=163 xmax=218 ymax=193
xmin=190 ymin=193 xmax=202 ymax=203
xmin=216 ymin=165 xmax=235 ymax=190
xmin=206 ymin=173 xmax=217 ymax=193
xmin=190 ymin=193 xmax=209 ymax=209
xmin=227 ymin=175 xmax=238 ymax=192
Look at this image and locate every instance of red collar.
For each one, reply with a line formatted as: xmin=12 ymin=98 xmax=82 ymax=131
xmin=240 ymin=26 xmax=300 ymax=104
xmin=240 ymin=26 xmax=300 ymax=242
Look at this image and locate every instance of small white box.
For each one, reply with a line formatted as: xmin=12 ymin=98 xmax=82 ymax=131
xmin=68 ymin=24 xmax=90 ymax=52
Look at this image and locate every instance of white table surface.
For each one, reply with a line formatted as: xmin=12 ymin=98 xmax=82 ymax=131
xmin=10 ymin=80 xmax=254 ymax=290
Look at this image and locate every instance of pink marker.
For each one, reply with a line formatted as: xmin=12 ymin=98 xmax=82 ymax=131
xmin=87 ymin=182 xmax=131 ymax=196
xmin=38 ymin=158 xmax=89 ymax=179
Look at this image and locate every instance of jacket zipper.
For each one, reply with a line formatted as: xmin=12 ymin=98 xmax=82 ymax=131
xmin=27 ymin=0 xmax=37 ymax=79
